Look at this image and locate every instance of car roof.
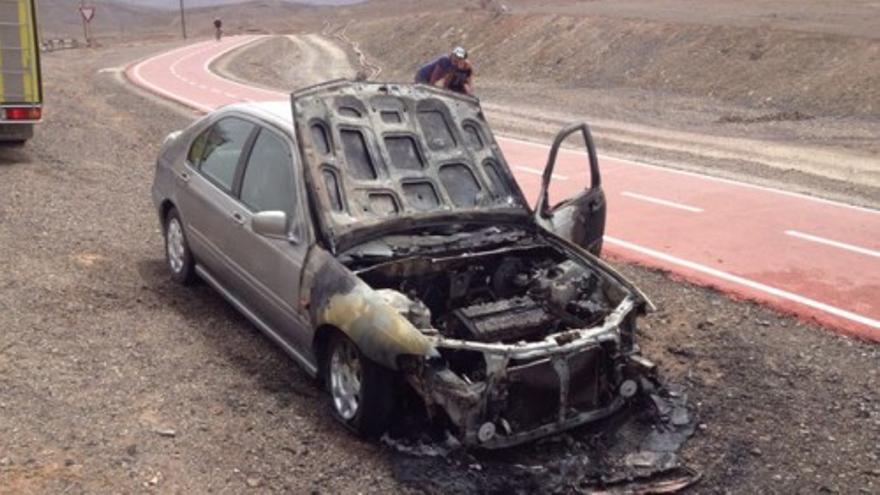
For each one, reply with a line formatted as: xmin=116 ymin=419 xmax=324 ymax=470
xmin=222 ymin=100 xmax=293 ymax=127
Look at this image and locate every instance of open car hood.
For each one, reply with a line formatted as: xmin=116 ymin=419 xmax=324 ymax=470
xmin=291 ymin=81 xmax=531 ymax=252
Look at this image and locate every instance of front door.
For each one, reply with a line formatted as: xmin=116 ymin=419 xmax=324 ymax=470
xmin=534 ymin=123 xmax=606 ymax=255
xmin=223 ymin=126 xmax=313 ymax=352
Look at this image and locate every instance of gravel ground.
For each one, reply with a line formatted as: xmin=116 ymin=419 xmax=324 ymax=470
xmin=0 ymin=39 xmax=878 ymax=495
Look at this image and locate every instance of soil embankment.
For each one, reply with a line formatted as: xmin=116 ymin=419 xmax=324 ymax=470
xmin=350 ymin=12 xmax=880 ymax=119
xmin=214 ymin=34 xmax=357 ymax=92
xmin=335 ymin=8 xmax=880 ymax=208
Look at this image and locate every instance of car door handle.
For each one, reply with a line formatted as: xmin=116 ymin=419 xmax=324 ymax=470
xmin=231 ymin=212 xmax=245 ymax=225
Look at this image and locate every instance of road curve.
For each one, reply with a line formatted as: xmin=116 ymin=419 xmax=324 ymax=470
xmin=127 ymin=35 xmax=880 ymax=341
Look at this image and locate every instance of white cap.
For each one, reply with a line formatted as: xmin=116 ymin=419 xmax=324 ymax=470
xmin=452 ymin=46 xmax=468 ymax=59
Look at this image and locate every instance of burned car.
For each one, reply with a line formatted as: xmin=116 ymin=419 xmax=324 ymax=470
xmin=151 ymin=81 xmax=657 ymax=448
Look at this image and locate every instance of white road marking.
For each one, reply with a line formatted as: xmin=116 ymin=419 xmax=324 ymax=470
xmin=500 ymin=136 xmax=880 ymax=216
xmin=168 ymin=40 xmax=220 ymax=84
xmin=127 ymin=36 xmax=264 ymax=115
xmin=128 ymin=44 xmax=215 ymax=113
xmin=785 ymin=230 xmax=880 ymax=259
xmin=621 ymin=191 xmax=703 ymax=213
xmin=605 ymin=236 xmax=880 ymax=332
xmin=513 ymin=165 xmax=568 ymax=181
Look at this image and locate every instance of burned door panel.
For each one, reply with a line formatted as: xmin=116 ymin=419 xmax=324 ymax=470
xmin=535 ymin=123 xmax=606 ymax=256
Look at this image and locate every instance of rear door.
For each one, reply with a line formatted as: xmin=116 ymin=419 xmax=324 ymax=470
xmin=177 ymin=116 xmax=257 ymax=285
xmin=534 ymin=123 xmax=606 ymax=255
xmin=224 ymin=125 xmax=313 ymax=351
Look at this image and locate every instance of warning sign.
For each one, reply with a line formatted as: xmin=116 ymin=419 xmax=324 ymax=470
xmin=79 ymin=5 xmax=95 ymax=23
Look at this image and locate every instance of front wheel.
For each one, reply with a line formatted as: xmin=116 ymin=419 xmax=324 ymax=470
xmin=325 ymin=333 xmax=395 ymax=438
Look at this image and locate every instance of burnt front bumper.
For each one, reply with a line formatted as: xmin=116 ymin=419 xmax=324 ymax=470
xmin=408 ymin=298 xmax=653 ymax=448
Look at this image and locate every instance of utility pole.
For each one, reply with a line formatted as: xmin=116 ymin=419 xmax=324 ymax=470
xmin=179 ymin=0 xmax=187 ymax=39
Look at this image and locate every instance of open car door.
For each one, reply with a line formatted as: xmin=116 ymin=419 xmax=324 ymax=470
xmin=534 ymin=123 xmax=606 ymax=256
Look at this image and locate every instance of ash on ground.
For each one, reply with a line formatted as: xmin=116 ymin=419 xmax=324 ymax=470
xmin=385 ymin=381 xmax=699 ymax=494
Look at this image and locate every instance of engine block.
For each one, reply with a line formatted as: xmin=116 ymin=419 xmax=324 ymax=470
xmin=446 ymin=296 xmax=555 ymax=343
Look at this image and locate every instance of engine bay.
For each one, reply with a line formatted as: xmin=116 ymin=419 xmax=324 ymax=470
xmin=353 ymin=242 xmax=628 ymax=345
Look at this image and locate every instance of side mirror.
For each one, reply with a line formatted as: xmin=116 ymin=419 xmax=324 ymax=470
xmin=252 ymin=211 xmax=288 ymax=239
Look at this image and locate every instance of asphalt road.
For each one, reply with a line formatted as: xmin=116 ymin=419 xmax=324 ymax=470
xmin=127 ymin=35 xmax=880 ymax=341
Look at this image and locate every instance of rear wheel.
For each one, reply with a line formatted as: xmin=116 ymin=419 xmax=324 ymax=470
xmin=325 ymin=333 xmax=395 ymax=437
xmin=164 ymin=208 xmax=196 ymax=285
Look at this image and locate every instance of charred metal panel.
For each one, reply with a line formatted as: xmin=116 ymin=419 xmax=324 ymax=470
xmin=302 ymin=246 xmax=435 ymax=370
xmin=291 ymin=82 xmax=530 ymax=252
xmin=534 ymin=122 xmax=607 ymax=255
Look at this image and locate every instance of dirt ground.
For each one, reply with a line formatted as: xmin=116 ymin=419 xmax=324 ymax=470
xmin=0 ymin=32 xmax=877 ymax=494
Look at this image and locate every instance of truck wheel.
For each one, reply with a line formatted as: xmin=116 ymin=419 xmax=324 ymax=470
xmin=325 ymin=333 xmax=394 ymax=438
xmin=164 ymin=208 xmax=196 ymax=285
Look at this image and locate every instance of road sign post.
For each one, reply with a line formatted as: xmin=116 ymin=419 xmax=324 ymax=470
xmin=78 ymin=3 xmax=95 ymax=46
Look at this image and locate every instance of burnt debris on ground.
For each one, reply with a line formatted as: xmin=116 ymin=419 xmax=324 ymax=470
xmin=386 ymin=380 xmax=698 ymax=494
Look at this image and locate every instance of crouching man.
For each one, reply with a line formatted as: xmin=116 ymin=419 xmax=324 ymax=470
xmin=414 ymin=46 xmax=474 ymax=96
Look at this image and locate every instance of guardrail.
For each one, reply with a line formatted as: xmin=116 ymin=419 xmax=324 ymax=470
xmin=41 ymin=38 xmax=82 ymax=52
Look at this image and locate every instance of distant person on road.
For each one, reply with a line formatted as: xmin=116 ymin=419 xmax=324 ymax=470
xmin=214 ymin=18 xmax=223 ymax=41
xmin=414 ymin=46 xmax=474 ymax=96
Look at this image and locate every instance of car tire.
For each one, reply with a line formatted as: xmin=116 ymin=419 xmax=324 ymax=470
xmin=164 ymin=208 xmax=196 ymax=286
xmin=325 ymin=333 xmax=395 ymax=438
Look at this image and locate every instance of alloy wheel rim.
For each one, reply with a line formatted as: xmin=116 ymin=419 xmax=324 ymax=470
xmin=167 ymin=219 xmax=185 ymax=274
xmin=330 ymin=339 xmax=362 ymax=421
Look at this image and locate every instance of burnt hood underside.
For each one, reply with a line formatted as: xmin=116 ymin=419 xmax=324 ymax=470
xmin=292 ymin=81 xmax=530 ymax=252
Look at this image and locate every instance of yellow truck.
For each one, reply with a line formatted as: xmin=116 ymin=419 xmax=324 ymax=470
xmin=0 ymin=0 xmax=41 ymax=143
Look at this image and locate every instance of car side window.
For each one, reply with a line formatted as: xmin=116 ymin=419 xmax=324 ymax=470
xmin=199 ymin=118 xmax=255 ymax=192
xmin=239 ymin=128 xmax=296 ymax=216
xmin=187 ymin=129 xmax=209 ymax=166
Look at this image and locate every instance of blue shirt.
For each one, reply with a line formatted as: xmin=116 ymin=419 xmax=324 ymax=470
xmin=415 ymin=55 xmax=453 ymax=84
